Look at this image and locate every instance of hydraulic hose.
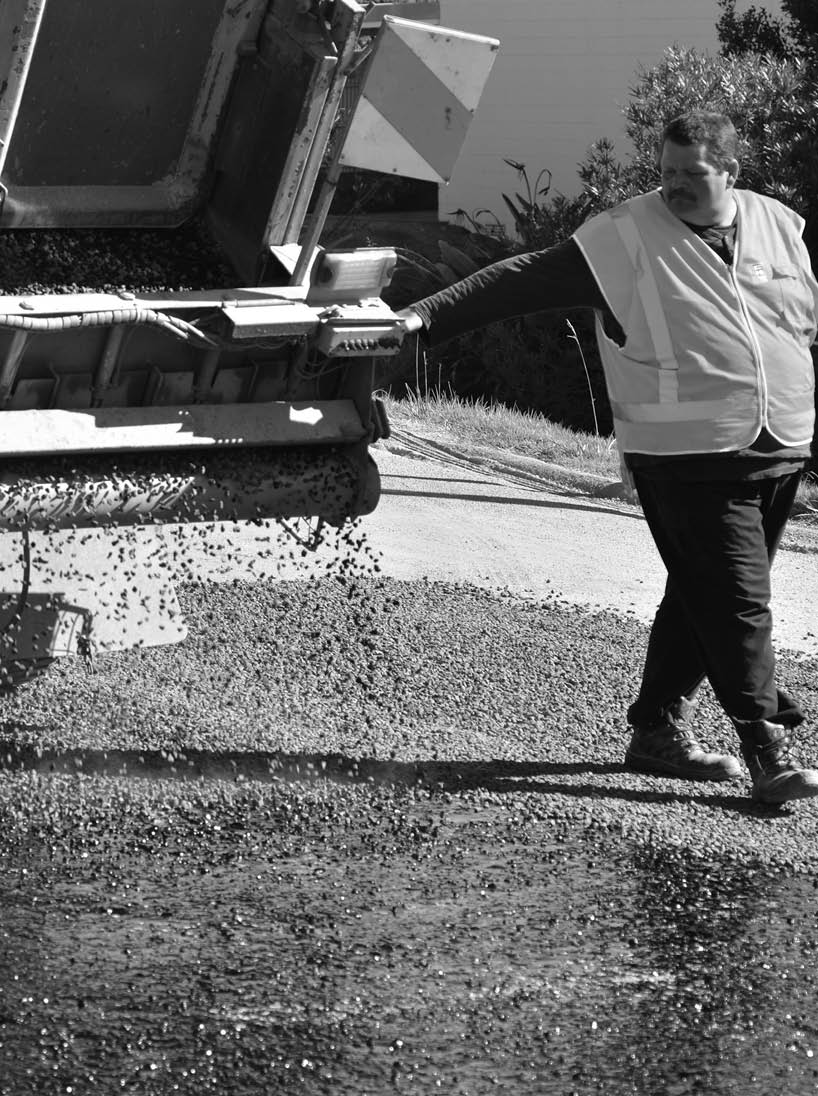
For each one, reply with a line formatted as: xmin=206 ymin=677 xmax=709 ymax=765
xmin=0 ymin=308 xmax=216 ymax=349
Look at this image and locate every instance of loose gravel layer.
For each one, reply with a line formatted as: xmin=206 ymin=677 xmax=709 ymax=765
xmin=1 ymin=785 xmax=817 ymax=1096
xmin=1 ymin=572 xmax=817 ymax=870
xmin=0 ymin=572 xmax=817 ymax=1093
xmin=0 ymin=223 xmax=236 ymax=296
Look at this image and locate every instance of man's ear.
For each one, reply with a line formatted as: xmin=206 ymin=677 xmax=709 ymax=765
xmin=726 ymin=159 xmax=740 ymax=187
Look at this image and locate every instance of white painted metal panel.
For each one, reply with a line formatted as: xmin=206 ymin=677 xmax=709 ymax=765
xmin=341 ymin=15 xmax=499 ymax=182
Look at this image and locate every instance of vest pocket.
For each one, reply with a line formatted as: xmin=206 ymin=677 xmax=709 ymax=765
xmin=770 ymin=262 xmax=815 ymax=331
xmin=741 ymin=258 xmax=814 ymax=335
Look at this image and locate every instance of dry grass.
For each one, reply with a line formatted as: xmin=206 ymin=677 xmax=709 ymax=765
xmin=382 ymin=389 xmax=619 ymax=480
xmin=796 ymin=471 xmax=818 ymax=516
xmin=382 ymin=389 xmax=818 ymax=517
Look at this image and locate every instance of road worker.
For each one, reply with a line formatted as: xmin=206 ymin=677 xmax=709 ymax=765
xmin=398 ymin=109 xmax=818 ymax=805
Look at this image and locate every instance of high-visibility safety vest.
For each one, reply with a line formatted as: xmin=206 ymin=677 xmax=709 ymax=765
xmin=572 ymin=188 xmax=818 ymax=454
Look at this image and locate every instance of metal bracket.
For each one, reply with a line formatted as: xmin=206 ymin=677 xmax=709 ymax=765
xmin=276 ymin=515 xmax=327 ymax=552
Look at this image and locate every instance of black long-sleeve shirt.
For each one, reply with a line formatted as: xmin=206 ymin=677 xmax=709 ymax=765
xmin=414 ymin=238 xmax=617 ymax=344
xmin=411 ymin=235 xmax=811 ymax=479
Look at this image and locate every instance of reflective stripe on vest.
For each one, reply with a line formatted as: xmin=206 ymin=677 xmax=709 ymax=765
xmin=610 ymin=396 xmax=742 ymax=424
xmin=609 ymin=208 xmax=679 ymax=405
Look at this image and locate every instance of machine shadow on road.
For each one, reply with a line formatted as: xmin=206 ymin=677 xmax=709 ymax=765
xmin=0 ymin=731 xmax=772 ymax=816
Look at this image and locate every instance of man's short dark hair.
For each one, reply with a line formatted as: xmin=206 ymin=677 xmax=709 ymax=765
xmin=660 ymin=111 xmax=742 ymax=170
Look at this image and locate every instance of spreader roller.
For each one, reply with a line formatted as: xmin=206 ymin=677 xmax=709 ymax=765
xmin=0 ymin=445 xmax=379 ymax=532
xmin=0 ymin=283 xmax=392 ymax=528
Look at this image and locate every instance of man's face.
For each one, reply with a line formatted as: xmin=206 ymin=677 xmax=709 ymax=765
xmin=659 ymin=140 xmax=739 ymax=224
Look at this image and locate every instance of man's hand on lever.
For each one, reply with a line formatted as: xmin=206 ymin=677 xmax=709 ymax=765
xmin=396 ymin=307 xmax=424 ymax=334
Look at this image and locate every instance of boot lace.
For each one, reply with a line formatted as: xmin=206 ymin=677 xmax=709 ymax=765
xmin=758 ymin=729 xmax=796 ymax=772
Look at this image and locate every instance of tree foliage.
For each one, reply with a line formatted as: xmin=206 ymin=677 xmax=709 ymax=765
xmin=623 ymin=47 xmax=818 ymax=218
xmin=565 ymin=44 xmax=818 ymax=265
xmin=716 ymin=0 xmax=795 ymax=58
xmin=485 ymin=41 xmax=818 ymax=247
xmin=716 ymin=0 xmax=818 ymax=62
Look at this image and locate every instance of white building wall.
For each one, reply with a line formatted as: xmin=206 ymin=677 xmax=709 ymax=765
xmin=439 ymin=0 xmax=783 ymax=231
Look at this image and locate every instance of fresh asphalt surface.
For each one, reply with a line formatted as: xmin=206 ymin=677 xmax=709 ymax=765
xmin=0 ymin=428 xmax=817 ymax=1093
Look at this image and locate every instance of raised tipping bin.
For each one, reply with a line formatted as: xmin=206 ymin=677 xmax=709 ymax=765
xmin=0 ymin=0 xmax=498 ymax=682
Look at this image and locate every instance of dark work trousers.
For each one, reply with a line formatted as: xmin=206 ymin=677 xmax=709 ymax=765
xmin=628 ymin=470 xmax=804 ymax=730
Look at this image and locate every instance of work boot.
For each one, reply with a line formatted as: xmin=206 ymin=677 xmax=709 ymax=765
xmin=625 ymin=697 xmax=742 ymax=782
xmin=735 ymin=719 xmax=818 ymax=804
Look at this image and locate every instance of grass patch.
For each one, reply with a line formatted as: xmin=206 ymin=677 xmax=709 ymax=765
xmin=382 ymin=389 xmax=818 ymax=517
xmin=796 ymin=471 xmax=818 ymax=516
xmin=381 ymin=389 xmax=619 ymax=479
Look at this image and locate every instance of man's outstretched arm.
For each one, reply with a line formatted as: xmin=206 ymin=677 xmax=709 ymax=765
xmin=396 ymin=237 xmax=612 ymax=346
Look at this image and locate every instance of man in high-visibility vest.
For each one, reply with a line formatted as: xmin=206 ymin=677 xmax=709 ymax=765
xmin=398 ymin=109 xmax=818 ymax=805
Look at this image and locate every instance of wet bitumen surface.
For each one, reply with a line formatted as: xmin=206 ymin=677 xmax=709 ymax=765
xmin=1 ymin=559 xmax=818 ymax=1094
